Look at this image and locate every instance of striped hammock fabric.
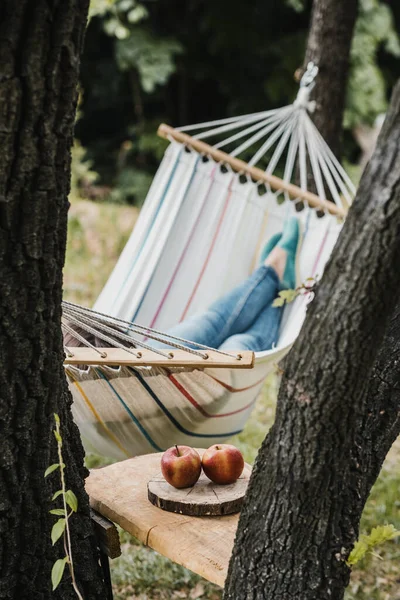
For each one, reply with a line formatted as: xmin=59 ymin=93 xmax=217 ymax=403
xmin=66 ymin=65 xmax=356 ymax=459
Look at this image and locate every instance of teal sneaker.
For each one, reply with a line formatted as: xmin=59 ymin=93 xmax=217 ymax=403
xmin=259 ymin=232 xmax=282 ymax=265
xmin=278 ymin=217 xmax=302 ymax=289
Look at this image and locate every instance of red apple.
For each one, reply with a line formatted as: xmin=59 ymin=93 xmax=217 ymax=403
xmin=161 ymin=445 xmax=201 ymax=489
xmin=202 ymin=444 xmax=244 ymax=485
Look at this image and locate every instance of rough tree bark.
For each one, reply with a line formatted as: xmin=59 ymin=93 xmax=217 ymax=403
xmin=224 ymin=83 xmax=400 ymax=600
xmin=0 ymin=2 xmax=107 ymax=598
xmin=303 ymin=0 xmax=359 ymax=158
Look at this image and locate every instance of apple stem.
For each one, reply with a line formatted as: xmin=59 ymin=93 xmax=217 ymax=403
xmin=175 ymin=444 xmax=180 ymax=457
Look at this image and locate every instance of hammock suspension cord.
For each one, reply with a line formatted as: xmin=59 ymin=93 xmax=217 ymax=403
xmin=62 ymin=301 xmax=244 ymax=362
xmin=172 ymin=62 xmax=355 ymax=212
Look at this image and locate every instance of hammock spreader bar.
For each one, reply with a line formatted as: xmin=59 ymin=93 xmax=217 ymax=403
xmin=64 ymin=347 xmax=254 ymax=369
xmin=158 ymin=124 xmax=347 ymax=219
xmin=62 ymin=301 xmax=254 ymax=369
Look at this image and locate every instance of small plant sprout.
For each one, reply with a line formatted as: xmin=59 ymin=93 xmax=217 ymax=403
xmin=347 ymin=524 xmax=400 ymax=566
xmin=44 ymin=414 xmax=82 ymax=598
xmin=272 ymin=276 xmax=318 ymax=307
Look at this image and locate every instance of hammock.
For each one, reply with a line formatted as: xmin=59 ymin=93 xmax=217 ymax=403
xmin=65 ymin=64 xmax=355 ymax=459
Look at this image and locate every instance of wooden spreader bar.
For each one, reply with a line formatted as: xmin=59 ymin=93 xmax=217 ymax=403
xmin=64 ymin=347 xmax=255 ymax=369
xmin=158 ymin=123 xmax=347 ymax=218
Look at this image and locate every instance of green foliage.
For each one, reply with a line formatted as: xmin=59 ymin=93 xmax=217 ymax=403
xmin=347 ymin=525 xmax=400 ymax=566
xmin=110 ymin=167 xmax=153 ymax=205
xmin=89 ymin=0 xmax=117 ymax=19
xmin=94 ymin=0 xmax=149 ymax=37
xmin=51 ymin=519 xmax=66 ymax=545
xmin=44 ymin=463 xmax=60 ymax=477
xmin=345 ymin=0 xmax=400 ymax=128
xmin=273 ymin=288 xmax=299 ymax=307
xmin=273 ymin=277 xmax=317 ymax=307
xmin=51 ymin=558 xmax=68 ymax=592
xmin=116 ymin=29 xmax=183 ymax=93
xmin=65 ymin=490 xmax=78 ymax=513
xmin=45 ymin=415 xmax=82 ymax=597
xmin=284 ymin=0 xmax=306 ymax=12
xmin=70 ymin=141 xmax=99 ymax=202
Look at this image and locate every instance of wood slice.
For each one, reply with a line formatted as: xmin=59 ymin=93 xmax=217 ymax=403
xmin=147 ymin=464 xmax=251 ymax=516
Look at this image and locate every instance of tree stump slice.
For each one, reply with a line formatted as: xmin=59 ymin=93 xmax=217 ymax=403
xmin=147 ymin=464 xmax=251 ymax=516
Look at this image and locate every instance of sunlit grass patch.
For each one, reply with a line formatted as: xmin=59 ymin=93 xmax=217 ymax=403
xmin=64 ymin=199 xmax=138 ymax=306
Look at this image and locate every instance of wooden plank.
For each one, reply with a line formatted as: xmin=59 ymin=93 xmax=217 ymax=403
xmin=158 ymin=123 xmax=347 ymax=218
xmin=147 ymin=464 xmax=251 ymax=516
xmin=90 ymin=509 xmax=121 ymax=559
xmin=86 ymin=450 xmax=247 ymax=587
xmin=64 ymin=347 xmax=254 ymax=369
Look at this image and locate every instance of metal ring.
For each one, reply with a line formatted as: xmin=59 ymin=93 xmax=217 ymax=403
xmin=168 ymin=352 xmax=174 ymax=358
xmin=202 ymin=353 xmax=209 ymax=360
xmin=236 ymin=354 xmax=242 ymax=360
xmin=100 ymin=351 xmax=107 ymax=359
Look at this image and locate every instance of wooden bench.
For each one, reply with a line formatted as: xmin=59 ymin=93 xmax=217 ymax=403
xmin=86 ymin=450 xmax=244 ymax=590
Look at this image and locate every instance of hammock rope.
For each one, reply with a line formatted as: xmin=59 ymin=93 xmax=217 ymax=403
xmin=62 ymin=301 xmax=244 ymax=361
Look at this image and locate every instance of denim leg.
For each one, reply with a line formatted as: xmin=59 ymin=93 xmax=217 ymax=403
xmin=150 ymin=265 xmax=280 ymax=350
xmin=151 ymin=310 xmax=226 ymax=350
xmin=218 ymin=303 xmax=283 ymax=352
xmin=208 ymin=265 xmax=280 ymax=342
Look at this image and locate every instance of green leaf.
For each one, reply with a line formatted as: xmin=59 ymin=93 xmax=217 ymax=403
xmin=54 ymin=430 xmax=62 ymax=444
xmin=54 ymin=413 xmax=60 ymax=425
xmin=49 ymin=509 xmax=66 ymax=516
xmin=272 ymin=289 xmax=298 ymax=307
xmin=44 ymin=464 xmax=59 ymax=478
xmin=347 ymin=524 xmax=400 ymax=566
xmin=347 ymin=540 xmax=369 ymax=566
xmin=51 ymin=518 xmax=66 ymax=545
xmin=115 ymin=30 xmax=183 ymax=93
xmin=52 ymin=490 xmax=63 ymax=501
xmin=367 ymin=524 xmax=400 ymax=546
xmin=272 ymin=297 xmax=285 ymax=307
xmin=65 ymin=490 xmax=78 ymax=513
xmin=127 ymin=5 xmax=149 ymax=23
xmin=51 ymin=557 xmax=68 ymax=591
xmin=285 ymin=0 xmax=306 ymax=12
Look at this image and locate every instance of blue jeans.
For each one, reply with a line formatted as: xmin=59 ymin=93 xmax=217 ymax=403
xmin=153 ymin=266 xmax=283 ymax=352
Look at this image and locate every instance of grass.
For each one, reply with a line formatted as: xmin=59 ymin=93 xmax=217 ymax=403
xmin=65 ymin=199 xmax=400 ymax=600
xmin=64 ymin=199 xmax=138 ymax=306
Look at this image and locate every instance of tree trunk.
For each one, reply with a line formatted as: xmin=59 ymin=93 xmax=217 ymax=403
xmin=224 ymin=83 xmax=400 ymax=600
xmin=0 ymin=2 xmax=107 ymax=598
xmin=303 ymin=0 xmax=359 ymax=158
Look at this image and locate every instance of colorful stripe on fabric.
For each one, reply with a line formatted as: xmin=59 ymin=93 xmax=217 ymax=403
xmin=129 ymin=368 xmax=243 ymax=438
xmin=131 ymin=152 xmax=201 ymax=323
xmin=209 ymin=374 xmax=266 ymax=393
xmin=250 ymin=209 xmax=269 ymax=273
xmin=119 ymin=147 xmax=183 ymax=297
xmin=311 ymin=220 xmax=330 ymax=276
xmin=66 ymin=370 xmax=131 ymax=458
xmin=94 ymin=368 xmax=163 ymax=452
xmin=180 ymin=178 xmax=234 ymax=321
xmin=167 ymin=373 xmax=257 ymax=418
xmin=146 ymin=165 xmax=219 ymax=333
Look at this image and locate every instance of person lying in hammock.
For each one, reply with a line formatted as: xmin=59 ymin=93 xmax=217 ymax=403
xmin=149 ymin=216 xmax=301 ymax=353
xmin=64 ymin=217 xmax=301 ymax=354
